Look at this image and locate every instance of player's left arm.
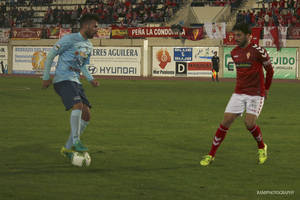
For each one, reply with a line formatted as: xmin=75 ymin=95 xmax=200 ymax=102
xmin=259 ymin=47 xmax=274 ymax=98
xmin=81 ymin=55 xmax=99 ymax=87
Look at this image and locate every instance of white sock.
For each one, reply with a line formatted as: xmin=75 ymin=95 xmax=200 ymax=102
xmin=70 ymin=109 xmax=82 ymax=144
xmin=80 ymin=119 xmax=89 ymax=136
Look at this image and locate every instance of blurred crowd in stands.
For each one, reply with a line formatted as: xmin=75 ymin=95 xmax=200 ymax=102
xmin=191 ymin=0 xmax=243 ymax=9
xmin=43 ymin=0 xmax=183 ymax=26
xmin=236 ymin=0 xmax=300 ymax=27
xmin=0 ymin=0 xmax=185 ymax=29
xmin=1 ymin=0 xmax=300 ymax=39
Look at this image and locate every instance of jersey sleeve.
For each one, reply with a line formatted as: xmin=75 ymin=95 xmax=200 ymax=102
xmin=42 ymin=35 xmax=73 ymax=80
xmin=256 ymin=46 xmax=274 ymax=90
xmin=230 ymin=51 xmax=235 ymax=63
xmin=81 ymin=55 xmax=94 ymax=81
xmin=42 ymin=48 xmax=58 ymax=80
xmin=53 ymin=35 xmax=73 ymax=55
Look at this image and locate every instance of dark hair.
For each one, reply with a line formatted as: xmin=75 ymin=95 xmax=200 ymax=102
xmin=80 ymin=14 xmax=99 ymax=27
xmin=232 ymin=23 xmax=251 ymax=35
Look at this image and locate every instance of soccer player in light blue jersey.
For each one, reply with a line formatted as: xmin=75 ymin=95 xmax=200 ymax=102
xmin=42 ymin=14 xmax=99 ymax=159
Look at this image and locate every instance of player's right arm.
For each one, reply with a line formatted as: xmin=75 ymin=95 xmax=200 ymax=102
xmin=42 ymin=35 xmax=72 ymax=88
xmin=42 ymin=48 xmax=58 ymax=88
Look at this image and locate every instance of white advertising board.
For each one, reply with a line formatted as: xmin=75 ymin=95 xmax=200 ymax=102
xmin=152 ymin=47 xmax=219 ymax=77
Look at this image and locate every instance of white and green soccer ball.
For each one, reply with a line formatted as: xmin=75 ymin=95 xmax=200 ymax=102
xmin=71 ymin=152 xmax=91 ymax=167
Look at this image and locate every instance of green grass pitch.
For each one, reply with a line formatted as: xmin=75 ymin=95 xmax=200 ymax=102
xmin=0 ymin=77 xmax=299 ymax=200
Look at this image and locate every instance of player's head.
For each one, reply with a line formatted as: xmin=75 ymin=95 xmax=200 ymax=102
xmin=214 ymin=51 xmax=217 ymax=56
xmin=79 ymin=14 xmax=99 ymax=39
xmin=232 ymin=23 xmax=251 ymax=48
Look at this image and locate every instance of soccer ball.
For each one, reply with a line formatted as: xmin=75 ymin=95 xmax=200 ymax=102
xmin=71 ymin=152 xmax=91 ymax=167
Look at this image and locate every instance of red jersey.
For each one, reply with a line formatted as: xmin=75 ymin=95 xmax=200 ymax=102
xmin=231 ymin=43 xmax=274 ymax=97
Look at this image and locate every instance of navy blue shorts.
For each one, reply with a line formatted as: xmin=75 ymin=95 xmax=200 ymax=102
xmin=54 ymin=80 xmax=91 ymax=111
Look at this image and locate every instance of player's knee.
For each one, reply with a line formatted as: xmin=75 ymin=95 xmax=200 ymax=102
xmin=222 ymin=114 xmax=237 ymax=128
xmin=244 ymin=120 xmax=255 ymax=130
xmin=73 ymin=102 xmax=83 ymax=110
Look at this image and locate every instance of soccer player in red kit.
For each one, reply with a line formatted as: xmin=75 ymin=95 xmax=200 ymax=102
xmin=200 ymin=23 xmax=274 ymax=166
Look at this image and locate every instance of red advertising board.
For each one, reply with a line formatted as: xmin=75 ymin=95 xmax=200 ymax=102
xmin=188 ymin=62 xmax=212 ymax=71
xmin=128 ymin=27 xmax=204 ymax=40
xmin=128 ymin=27 xmax=182 ymax=37
xmin=11 ymin=28 xmax=42 ymax=39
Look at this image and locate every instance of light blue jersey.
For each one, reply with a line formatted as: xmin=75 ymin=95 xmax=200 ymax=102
xmin=43 ymin=32 xmax=94 ymax=84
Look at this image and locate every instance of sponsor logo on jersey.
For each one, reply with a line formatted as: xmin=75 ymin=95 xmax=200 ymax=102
xmin=236 ymin=62 xmax=251 ymax=68
xmin=54 ymin=44 xmax=60 ymax=51
xmin=246 ymin=52 xmax=251 ymax=60
xmin=69 ymin=66 xmax=81 ymax=73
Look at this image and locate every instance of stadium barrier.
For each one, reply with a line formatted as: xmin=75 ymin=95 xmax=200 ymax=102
xmin=1 ymin=38 xmax=300 ymax=79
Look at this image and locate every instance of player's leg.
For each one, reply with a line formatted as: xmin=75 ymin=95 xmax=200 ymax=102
xmin=64 ymin=102 xmax=83 ymax=148
xmin=80 ymin=104 xmax=91 ymax=136
xmin=61 ymin=102 xmax=83 ymax=158
xmin=70 ymin=102 xmax=84 ymax=145
xmin=209 ymin=113 xmax=239 ymax=156
xmin=54 ymin=81 xmax=87 ymax=153
xmin=245 ymin=95 xmax=267 ymax=164
xmin=200 ymin=93 xmax=244 ymax=166
xmin=200 ymin=113 xmax=239 ymax=166
xmin=78 ymin=84 xmax=92 ymax=136
xmin=245 ymin=113 xmax=265 ymax=149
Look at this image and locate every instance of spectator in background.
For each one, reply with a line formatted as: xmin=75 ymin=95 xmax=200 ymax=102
xmin=257 ymin=16 xmax=265 ymax=27
xmin=245 ymin=10 xmax=251 ymax=25
xmin=271 ymin=0 xmax=278 ymax=9
xmin=279 ymin=0 xmax=285 ymax=12
xmin=0 ymin=2 xmax=6 ymax=14
xmin=273 ymin=4 xmax=280 ymax=16
xmin=77 ymin=5 xmax=83 ymax=18
xmin=0 ymin=13 xmax=5 ymax=28
xmin=251 ymin=10 xmax=256 ymax=26
xmin=273 ymin=13 xmax=279 ymax=25
xmin=81 ymin=6 xmax=88 ymax=16
xmin=16 ymin=8 xmax=24 ymax=27
xmin=71 ymin=7 xmax=78 ymax=26
xmin=278 ymin=14 xmax=285 ymax=26
xmin=53 ymin=6 xmax=59 ymax=20
xmin=268 ymin=17 xmax=275 ymax=26
xmin=41 ymin=25 xmax=49 ymax=39
xmin=296 ymin=5 xmax=300 ymax=19
xmin=264 ymin=12 xmax=270 ymax=26
xmin=291 ymin=13 xmax=298 ymax=25
xmin=287 ymin=0 xmax=295 ymax=10
xmin=236 ymin=10 xmax=243 ymax=23
xmin=28 ymin=6 xmax=34 ymax=19
xmin=284 ymin=10 xmax=293 ymax=26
